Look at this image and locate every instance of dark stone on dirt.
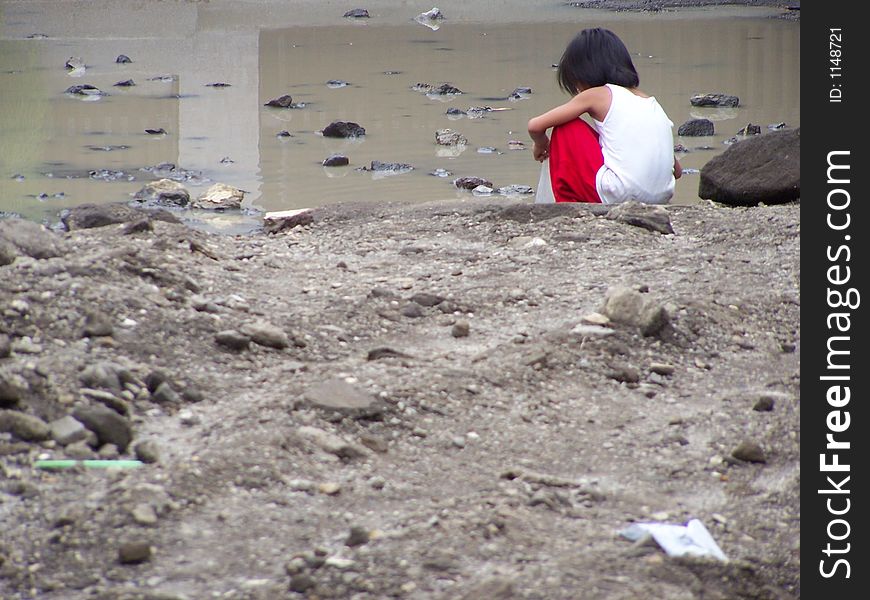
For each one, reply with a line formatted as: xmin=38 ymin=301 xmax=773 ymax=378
xmin=73 ymin=405 xmax=132 ymax=451
xmin=0 ymin=409 xmax=51 ymax=441
xmin=678 ymin=119 xmax=714 ymax=136
xmin=64 ymin=83 xmax=104 ymax=96
xmin=81 ymin=311 xmax=114 ymax=337
xmin=118 ymin=541 xmax=151 ymax=564
xmin=133 ymin=179 xmax=190 ymax=207
xmin=344 ymin=8 xmax=370 ymax=18
xmin=289 ymin=574 xmax=316 ymax=593
xmin=80 ymin=363 xmax=124 ymax=391
xmin=134 ymin=439 xmax=160 ymax=464
xmin=410 ymin=292 xmax=445 ymax=307
xmin=690 ymin=93 xmax=739 ymax=108
xmin=114 ymin=79 xmax=135 ymax=87
xmin=0 ymin=240 xmax=16 ymax=266
xmin=264 ymin=94 xmax=294 ymax=108
xmin=401 ymin=303 xmax=425 ymax=318
xmin=144 ymin=370 xmax=171 ymax=394
xmin=606 ymin=202 xmax=674 ymax=235
xmin=367 ymin=347 xmax=412 ymax=361
xmin=115 ymin=54 xmax=133 ymax=64
xmin=303 ymin=379 xmax=381 ymax=418
xmin=151 ymin=382 xmax=181 ymax=405
xmin=453 ymin=177 xmax=493 ymax=190
xmin=61 ymin=203 xmax=147 ymax=230
xmin=322 ymin=121 xmax=366 ymax=138
xmin=753 ymin=396 xmax=775 ymax=412
xmin=607 ymin=365 xmax=641 ymax=384
xmin=145 ymin=128 xmax=166 ymax=135
xmin=0 ymin=218 xmax=66 ymax=259
xmin=346 ymin=526 xmax=370 ymax=547
xmin=215 ymin=330 xmax=251 ymax=351
xmin=699 ymin=128 xmax=800 ymax=206
xmin=322 ymin=154 xmax=350 ymax=167
xmin=452 ymin=321 xmax=470 ymax=338
xmin=731 ymin=440 xmax=766 ymax=463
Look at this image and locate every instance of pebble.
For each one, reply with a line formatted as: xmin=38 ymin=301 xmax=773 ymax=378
xmin=345 ymin=526 xmax=370 ymax=547
xmin=451 ymin=435 xmax=466 ymax=448
xmin=239 ymin=321 xmax=290 ymax=349
xmin=401 ymin=303 xmax=425 ymax=318
xmin=0 ymin=409 xmax=51 ymax=441
xmin=178 ymin=410 xmax=199 ymax=426
xmin=288 ymin=479 xmax=316 ymax=493
xmin=289 ymin=574 xmax=316 ymax=593
xmin=49 ymin=415 xmax=87 ymax=446
xmin=451 ymin=320 xmax=470 ymax=338
xmin=369 ymin=476 xmax=386 ymax=490
xmin=151 ymin=382 xmax=181 ymax=404
xmin=649 ymin=362 xmax=675 ymax=376
xmin=215 ymin=329 xmax=251 ymax=351
xmin=753 ymin=396 xmax=775 ymax=412
xmin=131 ymin=503 xmax=159 ymax=526
xmin=118 ymin=541 xmax=152 ymax=564
xmin=318 ymin=482 xmax=342 ymax=495
xmin=134 ymin=439 xmax=160 ymax=464
xmin=731 ymin=440 xmax=766 ymax=463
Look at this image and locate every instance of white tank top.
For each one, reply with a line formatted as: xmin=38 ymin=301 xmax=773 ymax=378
xmin=593 ymin=84 xmax=676 ymax=205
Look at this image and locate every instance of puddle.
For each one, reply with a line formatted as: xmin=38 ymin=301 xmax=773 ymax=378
xmin=0 ymin=1 xmax=799 ymax=225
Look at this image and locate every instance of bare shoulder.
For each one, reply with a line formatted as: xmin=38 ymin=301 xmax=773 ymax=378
xmin=578 ymin=86 xmax=612 ymax=121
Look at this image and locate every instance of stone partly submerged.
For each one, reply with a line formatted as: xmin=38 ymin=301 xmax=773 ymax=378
xmin=191 ymin=183 xmax=245 ymax=210
xmin=699 ymin=127 xmax=800 ymax=206
xmin=322 ymin=121 xmax=366 ymax=138
xmin=690 ymin=93 xmax=739 ymax=108
xmin=453 ymin=177 xmax=493 ymax=190
xmin=435 ymin=129 xmax=467 ymax=146
xmin=677 ymin=119 xmax=714 ymax=136
xmin=65 ymin=84 xmax=104 ymax=96
xmin=133 ymin=179 xmax=190 ymax=208
xmin=264 ymin=94 xmax=294 ymax=108
xmin=343 ymin=8 xmax=370 ymax=18
xmin=362 ymin=161 xmax=414 ymax=176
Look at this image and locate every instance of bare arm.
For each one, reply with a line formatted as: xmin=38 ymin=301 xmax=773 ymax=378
xmin=673 ymin=156 xmax=682 ymax=180
xmin=527 ymin=87 xmax=610 ymax=162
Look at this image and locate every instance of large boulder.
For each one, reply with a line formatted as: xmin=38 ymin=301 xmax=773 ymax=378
xmin=699 ymin=128 xmax=800 ymax=206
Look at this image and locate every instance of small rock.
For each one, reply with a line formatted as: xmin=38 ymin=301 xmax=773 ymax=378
xmin=326 ymin=79 xmax=349 ymax=88
xmin=453 ymin=176 xmax=492 ymax=190
xmin=114 ymin=79 xmax=136 ymax=87
xmin=0 ymin=410 xmax=51 ymax=441
xmin=81 ymin=311 xmax=114 ymax=337
xmin=215 ymin=330 xmax=251 ymax=351
xmin=602 ymin=286 xmax=670 ymax=336
xmin=318 ymin=482 xmax=341 ymax=495
xmin=0 ymin=370 xmax=22 ymax=404
xmin=289 ymin=574 xmax=316 ymax=593
xmin=345 ymin=526 xmax=370 ymax=547
xmin=49 ymin=415 xmax=88 ymax=446
xmin=65 ymin=440 xmax=95 ymax=459
xmin=497 ymin=184 xmax=534 ymax=196
xmin=263 ymin=208 xmax=314 ymax=234
xmin=736 ymin=123 xmax=762 ymax=136
xmin=239 ymin=321 xmax=290 ymax=349
xmin=264 ymin=94 xmax=294 ymax=108
xmin=134 ymin=439 xmax=160 ymax=464
xmin=677 ymin=119 xmax=714 ymax=136
xmin=436 ymin=129 xmax=467 ymax=146
xmin=118 ymin=541 xmax=152 ymax=564
xmin=731 ymin=440 xmax=766 ymax=464
xmin=98 ymin=443 xmax=120 ymax=459
xmin=72 ymin=405 xmax=132 ymax=452
xmin=401 ymin=303 xmax=425 ymax=318
xmin=360 ymin=434 xmax=389 ymax=453
xmin=65 ymin=56 xmax=84 ymax=70
xmin=649 ymin=362 xmax=675 ymax=376
xmin=451 ymin=321 xmax=470 ymax=338
xmin=322 ymin=154 xmax=350 ymax=167
xmin=344 ymin=8 xmax=370 ymax=18
xmin=145 ymin=128 xmax=166 ymax=135
xmin=303 ymin=379 xmax=381 ymax=418
xmin=608 ymin=365 xmax=641 ymax=384
xmin=178 ymin=410 xmax=199 ymax=426
xmin=451 ymin=435 xmax=466 ymax=448
xmin=0 ymin=218 xmax=67 ymax=259
xmin=131 ymin=503 xmax=158 ymax=526
xmin=753 ymin=391 xmax=787 ymax=412
xmin=191 ymin=183 xmax=244 ymax=210
xmin=296 ymin=426 xmax=368 ymax=460
xmin=690 ymin=93 xmax=739 ymax=108
xmin=606 ymin=201 xmax=673 ymax=235
xmin=115 ymin=54 xmax=133 ymax=64
xmin=322 ymin=121 xmax=366 ymax=138
xmin=133 ymin=179 xmax=190 ymax=207
xmin=151 ymin=382 xmax=181 ymax=405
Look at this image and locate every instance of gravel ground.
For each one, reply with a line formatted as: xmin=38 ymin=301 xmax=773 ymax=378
xmin=1 ymin=195 xmax=800 ymax=599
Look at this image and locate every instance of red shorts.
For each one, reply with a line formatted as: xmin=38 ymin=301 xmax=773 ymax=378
xmin=548 ymin=118 xmax=604 ymax=203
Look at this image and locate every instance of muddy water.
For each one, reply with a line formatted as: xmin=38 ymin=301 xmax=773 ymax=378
xmin=0 ymin=2 xmax=799 ymax=228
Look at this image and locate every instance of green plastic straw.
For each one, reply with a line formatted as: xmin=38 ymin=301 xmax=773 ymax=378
xmin=35 ymin=459 xmax=144 ymax=470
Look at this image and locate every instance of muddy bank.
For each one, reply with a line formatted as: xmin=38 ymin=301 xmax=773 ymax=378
xmin=2 ymin=198 xmax=799 ymax=599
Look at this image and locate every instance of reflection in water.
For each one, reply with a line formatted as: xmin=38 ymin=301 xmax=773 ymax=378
xmin=0 ymin=3 xmax=799 ymax=224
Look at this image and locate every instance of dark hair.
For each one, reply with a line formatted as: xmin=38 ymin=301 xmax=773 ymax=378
xmin=557 ymin=28 xmax=639 ymax=94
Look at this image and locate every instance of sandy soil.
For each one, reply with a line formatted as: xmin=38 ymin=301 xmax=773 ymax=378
xmin=2 ymin=194 xmax=799 ymax=599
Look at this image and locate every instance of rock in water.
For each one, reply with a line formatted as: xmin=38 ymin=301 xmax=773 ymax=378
xmin=65 ymin=56 xmax=84 ymax=70
xmin=322 ymin=121 xmax=366 ymax=138
xmin=322 ymin=154 xmax=350 ymax=167
xmin=344 ymin=8 xmax=370 ymax=18
xmin=699 ymin=128 xmax=800 ymax=206
xmin=677 ymin=119 xmax=714 ymax=136
xmin=690 ymin=93 xmax=739 ymax=107
xmin=435 ymin=129 xmax=467 ymax=146
xmin=264 ymin=94 xmax=294 ymax=108
xmin=115 ymin=54 xmax=133 ymax=64
xmin=191 ymin=183 xmax=244 ymax=210
xmin=65 ymin=84 xmax=103 ymax=96
xmin=453 ymin=177 xmax=492 ymax=190
xmin=114 ymin=79 xmax=135 ymax=87
xmin=133 ymin=179 xmax=190 ymax=207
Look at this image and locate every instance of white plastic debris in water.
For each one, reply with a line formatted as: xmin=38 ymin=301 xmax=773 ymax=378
xmin=619 ymin=519 xmax=727 ymax=562
xmin=415 ymin=7 xmax=444 ymax=30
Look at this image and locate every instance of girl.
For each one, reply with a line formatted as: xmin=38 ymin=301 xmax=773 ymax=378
xmin=529 ymin=28 xmax=681 ymax=205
